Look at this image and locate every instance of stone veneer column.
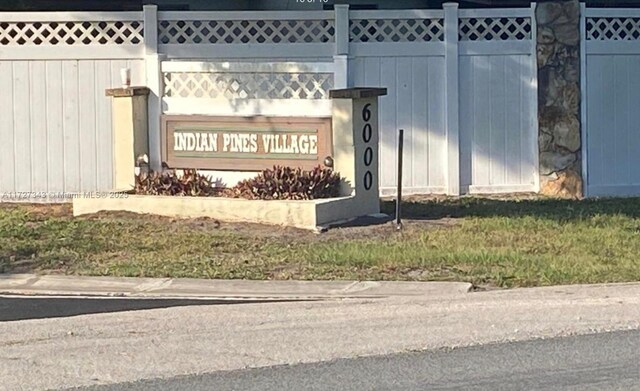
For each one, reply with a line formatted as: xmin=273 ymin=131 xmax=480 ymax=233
xmin=536 ymin=0 xmax=582 ymax=198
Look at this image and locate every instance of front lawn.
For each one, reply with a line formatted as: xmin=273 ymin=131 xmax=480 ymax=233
xmin=2 ymin=196 xmax=640 ymax=288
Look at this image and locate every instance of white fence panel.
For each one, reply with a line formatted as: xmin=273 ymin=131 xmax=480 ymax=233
xmin=350 ymin=56 xmax=447 ymax=195
xmin=586 ymin=55 xmax=640 ymax=196
xmin=583 ymin=8 xmax=640 ymax=196
xmin=459 ymin=7 xmax=538 ymax=194
xmin=460 ymin=54 xmax=537 ymax=193
xmin=161 ymin=60 xmax=335 ymax=117
xmin=0 ymin=11 xmax=145 ymax=195
xmin=157 ymin=10 xmax=336 ymax=59
xmin=0 ymin=59 xmax=144 ymax=194
xmin=349 ymin=9 xmax=447 ymax=195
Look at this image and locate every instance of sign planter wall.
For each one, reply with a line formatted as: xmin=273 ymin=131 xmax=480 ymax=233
xmin=79 ymin=87 xmax=387 ymax=230
xmin=161 ymin=116 xmax=333 ymax=171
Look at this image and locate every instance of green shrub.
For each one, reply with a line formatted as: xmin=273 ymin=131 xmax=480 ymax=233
xmin=135 ymin=169 xmax=217 ymax=196
xmin=225 ymin=165 xmax=343 ymax=200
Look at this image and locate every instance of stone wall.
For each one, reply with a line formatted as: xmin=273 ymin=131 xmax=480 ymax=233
xmin=536 ymin=0 xmax=583 ymax=198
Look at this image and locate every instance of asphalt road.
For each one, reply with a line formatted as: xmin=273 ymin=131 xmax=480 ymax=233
xmin=0 ymin=296 xmax=293 ymax=321
xmin=72 ymin=329 xmax=640 ymax=391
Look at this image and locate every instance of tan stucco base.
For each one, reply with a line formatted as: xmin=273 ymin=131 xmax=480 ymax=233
xmin=73 ymin=194 xmax=379 ymax=231
xmin=107 ymin=87 xmax=150 ymax=191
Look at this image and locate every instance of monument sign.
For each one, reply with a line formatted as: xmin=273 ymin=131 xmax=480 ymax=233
xmin=161 ymin=116 xmax=333 ymax=171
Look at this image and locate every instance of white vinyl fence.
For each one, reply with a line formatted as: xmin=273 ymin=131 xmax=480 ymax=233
xmin=348 ymin=6 xmax=538 ymax=195
xmin=458 ymin=8 xmax=538 ymax=195
xmin=582 ymin=6 xmax=640 ymax=197
xmin=0 ymin=5 xmax=539 ymax=197
xmin=0 ymin=12 xmax=146 ymax=195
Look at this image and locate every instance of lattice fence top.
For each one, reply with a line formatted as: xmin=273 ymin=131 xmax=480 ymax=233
xmin=0 ymin=21 xmax=143 ymax=46
xmin=459 ymin=17 xmax=531 ymax=41
xmin=349 ymin=18 xmax=444 ymax=42
xmin=586 ymin=17 xmax=640 ymax=40
xmin=158 ymin=20 xmax=335 ymax=44
xmin=163 ymin=72 xmax=334 ymax=100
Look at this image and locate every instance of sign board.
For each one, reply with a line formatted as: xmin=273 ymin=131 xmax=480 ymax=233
xmin=161 ymin=115 xmax=333 ymax=171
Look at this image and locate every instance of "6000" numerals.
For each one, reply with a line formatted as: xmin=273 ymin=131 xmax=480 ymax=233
xmin=362 ymin=103 xmax=373 ymax=191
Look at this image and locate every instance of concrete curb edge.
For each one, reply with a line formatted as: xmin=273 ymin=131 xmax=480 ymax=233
xmin=0 ymin=274 xmax=473 ymax=300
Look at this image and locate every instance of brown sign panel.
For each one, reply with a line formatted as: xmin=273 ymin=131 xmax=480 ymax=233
xmin=161 ymin=115 xmax=333 ymax=171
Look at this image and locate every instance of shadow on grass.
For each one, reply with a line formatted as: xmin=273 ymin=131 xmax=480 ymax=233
xmin=328 ymin=214 xmax=393 ymax=229
xmin=380 ymin=197 xmax=640 ymax=221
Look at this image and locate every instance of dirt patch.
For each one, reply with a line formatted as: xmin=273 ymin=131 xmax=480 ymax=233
xmin=0 ymin=203 xmax=72 ymax=218
xmin=200 ymin=215 xmax=457 ymax=242
xmin=2 ymin=203 xmax=458 ymax=244
xmin=319 ymin=218 xmax=458 ymax=242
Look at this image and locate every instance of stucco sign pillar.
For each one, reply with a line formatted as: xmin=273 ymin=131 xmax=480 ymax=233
xmin=105 ymin=87 xmax=150 ymax=190
xmin=330 ymin=88 xmax=387 ymax=216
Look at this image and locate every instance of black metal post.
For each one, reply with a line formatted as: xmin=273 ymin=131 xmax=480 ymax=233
xmin=396 ymin=129 xmax=404 ymax=231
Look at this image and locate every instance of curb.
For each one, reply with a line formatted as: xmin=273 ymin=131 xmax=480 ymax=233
xmin=0 ymin=274 xmax=472 ymax=300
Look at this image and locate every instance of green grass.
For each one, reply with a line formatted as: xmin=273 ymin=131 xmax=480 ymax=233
xmin=2 ymin=196 xmax=640 ymax=288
